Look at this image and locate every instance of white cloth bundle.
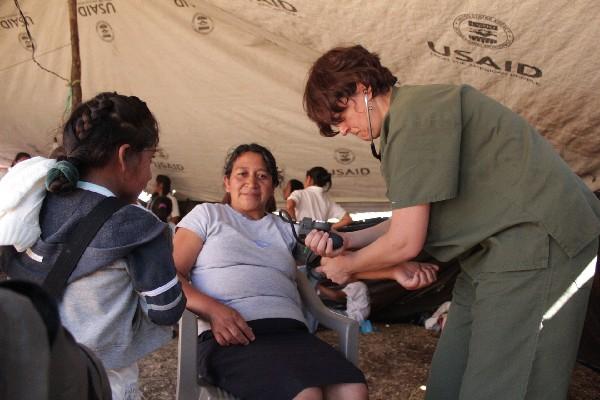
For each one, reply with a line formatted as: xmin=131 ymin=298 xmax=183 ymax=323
xmin=0 ymin=157 xmax=56 ymax=252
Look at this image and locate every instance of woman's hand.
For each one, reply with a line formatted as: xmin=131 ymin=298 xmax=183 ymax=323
xmin=315 ymin=255 xmax=353 ymax=285
xmin=206 ymin=301 xmax=255 ymax=346
xmin=304 ymin=229 xmax=348 ymax=257
xmin=393 ymin=261 xmax=439 ymax=290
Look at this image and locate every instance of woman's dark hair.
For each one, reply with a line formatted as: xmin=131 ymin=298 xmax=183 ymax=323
xmin=150 ymin=195 xmax=173 ymax=223
xmin=265 ymin=196 xmax=277 ymax=213
xmin=221 ymin=143 xmax=283 ymax=208
xmin=11 ymin=151 xmax=31 ymax=166
xmin=306 ymin=166 xmax=332 ymax=191
xmin=304 ymin=45 xmax=397 ymax=137
xmin=47 ymin=92 xmax=159 ymax=192
xmin=222 ymin=143 xmax=283 ymax=206
xmin=288 ymin=179 xmax=304 ymax=193
xmin=223 ymin=143 xmax=282 ymax=186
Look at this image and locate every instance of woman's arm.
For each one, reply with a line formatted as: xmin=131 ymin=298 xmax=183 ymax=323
xmin=286 ymin=198 xmax=297 ymax=221
xmin=331 ymin=212 xmax=352 ymax=231
xmin=352 ymin=261 xmax=438 ymax=290
xmin=308 ymin=204 xmax=430 ymax=284
xmin=173 ymin=228 xmax=255 ymax=346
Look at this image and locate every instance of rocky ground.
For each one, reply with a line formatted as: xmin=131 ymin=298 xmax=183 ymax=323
xmin=139 ymin=322 xmax=599 ymax=399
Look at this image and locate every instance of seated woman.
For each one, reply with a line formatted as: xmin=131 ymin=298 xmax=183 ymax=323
xmin=173 ymin=143 xmax=368 ymax=400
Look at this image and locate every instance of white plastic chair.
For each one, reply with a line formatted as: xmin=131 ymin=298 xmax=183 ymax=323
xmin=176 ymin=270 xmax=359 ymax=400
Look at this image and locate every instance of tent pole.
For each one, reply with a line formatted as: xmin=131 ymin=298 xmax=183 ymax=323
xmin=67 ymin=0 xmax=82 ymax=109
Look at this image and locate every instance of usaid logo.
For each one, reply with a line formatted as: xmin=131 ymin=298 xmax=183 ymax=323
xmin=192 ymin=13 xmax=214 ymax=34
xmin=152 ymin=161 xmax=185 ymax=172
xmin=96 ymin=21 xmax=114 ymax=42
xmin=78 ymin=1 xmax=116 ymax=17
xmin=1 ymin=14 xmax=34 ymax=30
xmin=253 ymin=0 xmax=298 ymax=13
xmin=18 ymin=31 xmax=34 ymax=51
xmin=334 ymin=148 xmax=355 ymax=165
xmin=453 ymin=14 xmax=514 ymax=49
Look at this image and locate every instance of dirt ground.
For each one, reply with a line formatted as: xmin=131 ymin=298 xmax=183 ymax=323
xmin=139 ymin=322 xmax=599 ymax=400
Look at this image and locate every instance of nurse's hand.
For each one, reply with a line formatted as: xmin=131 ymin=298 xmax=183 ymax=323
xmin=315 ymin=256 xmax=352 ymax=285
xmin=304 ymin=229 xmax=348 ymax=257
xmin=394 ymin=261 xmax=439 ymax=290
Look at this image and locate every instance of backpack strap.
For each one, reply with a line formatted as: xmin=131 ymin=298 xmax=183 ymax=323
xmin=78 ymin=340 xmax=113 ymax=400
xmin=42 ymin=196 xmax=128 ymax=300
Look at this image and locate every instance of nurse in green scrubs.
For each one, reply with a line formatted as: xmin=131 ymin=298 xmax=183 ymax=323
xmin=302 ymin=45 xmax=600 ymax=400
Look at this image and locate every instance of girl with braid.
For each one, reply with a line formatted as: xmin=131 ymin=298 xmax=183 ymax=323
xmin=0 ymin=92 xmax=186 ymax=400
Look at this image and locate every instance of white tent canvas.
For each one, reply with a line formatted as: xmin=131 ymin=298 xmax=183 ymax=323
xmin=1 ymin=0 xmax=599 ymax=211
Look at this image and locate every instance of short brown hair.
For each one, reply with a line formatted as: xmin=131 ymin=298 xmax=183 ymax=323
xmin=303 ymin=45 xmax=397 ymax=137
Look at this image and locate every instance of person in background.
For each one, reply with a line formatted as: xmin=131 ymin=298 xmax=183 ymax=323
xmin=151 ymin=195 xmax=176 ymax=235
xmin=173 ymin=143 xmax=368 ymax=400
xmin=302 ymin=44 xmax=600 ymax=400
xmin=287 ymin=166 xmax=352 ymax=230
xmin=0 ymin=92 xmax=186 ymax=400
xmin=149 ymin=174 xmax=181 ymax=224
xmin=283 ymin=178 xmax=304 ymax=201
xmin=11 ymin=151 xmax=31 ymax=167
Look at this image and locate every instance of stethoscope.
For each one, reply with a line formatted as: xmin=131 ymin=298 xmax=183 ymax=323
xmin=363 ymin=92 xmax=381 ymax=161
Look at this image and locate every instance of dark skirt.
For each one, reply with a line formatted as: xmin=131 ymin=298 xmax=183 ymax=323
xmin=197 ymin=318 xmax=366 ymax=400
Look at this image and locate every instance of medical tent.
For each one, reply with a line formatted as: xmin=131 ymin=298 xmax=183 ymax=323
xmin=1 ymin=0 xmax=599 ymax=211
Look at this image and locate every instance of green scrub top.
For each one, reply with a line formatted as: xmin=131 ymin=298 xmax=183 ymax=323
xmin=379 ymin=84 xmax=600 ymax=272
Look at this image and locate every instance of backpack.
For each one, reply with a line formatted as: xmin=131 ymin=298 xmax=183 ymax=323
xmin=0 ymin=280 xmax=113 ymax=400
xmin=0 ymin=196 xmax=127 ymax=400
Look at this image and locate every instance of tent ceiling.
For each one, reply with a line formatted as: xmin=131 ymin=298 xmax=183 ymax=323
xmin=1 ymin=0 xmax=598 ymax=211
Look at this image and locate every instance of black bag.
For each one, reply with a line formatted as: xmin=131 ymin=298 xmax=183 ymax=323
xmin=0 ymin=280 xmax=112 ymax=400
xmin=0 ymin=196 xmax=127 ymax=400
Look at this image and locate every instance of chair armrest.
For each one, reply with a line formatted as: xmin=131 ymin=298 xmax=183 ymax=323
xmin=177 ymin=310 xmax=239 ymax=400
xmin=177 ymin=309 xmax=200 ymax=400
xmin=296 ymin=271 xmax=360 ymax=366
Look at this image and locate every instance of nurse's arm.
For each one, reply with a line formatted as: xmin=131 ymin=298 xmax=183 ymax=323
xmin=342 ymin=218 xmax=390 ymax=249
xmin=336 ymin=204 xmax=429 ymax=274
xmin=306 ymin=219 xmax=390 ymax=256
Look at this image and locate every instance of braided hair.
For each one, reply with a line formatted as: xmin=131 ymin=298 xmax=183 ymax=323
xmin=46 ymin=92 xmax=159 ymax=193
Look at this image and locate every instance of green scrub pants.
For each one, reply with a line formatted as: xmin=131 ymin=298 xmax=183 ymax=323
xmin=425 ymin=238 xmax=598 ymax=400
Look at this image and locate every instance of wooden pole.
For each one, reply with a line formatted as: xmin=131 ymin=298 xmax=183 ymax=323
xmin=67 ymin=0 xmax=82 ymax=109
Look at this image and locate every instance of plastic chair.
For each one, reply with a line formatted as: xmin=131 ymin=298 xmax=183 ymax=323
xmin=176 ymin=270 xmax=359 ymax=400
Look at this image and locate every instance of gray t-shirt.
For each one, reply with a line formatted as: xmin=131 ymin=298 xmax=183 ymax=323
xmin=178 ymin=203 xmax=306 ymax=324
